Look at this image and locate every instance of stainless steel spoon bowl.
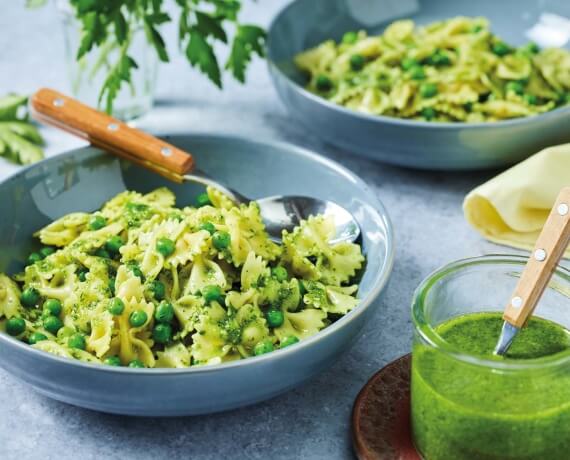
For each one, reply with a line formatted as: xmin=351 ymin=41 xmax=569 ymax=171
xmin=31 ymin=88 xmax=360 ymax=244
xmin=182 ymin=172 xmax=360 ymax=243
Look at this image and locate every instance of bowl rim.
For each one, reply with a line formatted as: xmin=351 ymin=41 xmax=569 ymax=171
xmin=266 ymin=0 xmax=570 ymax=130
xmin=0 ymin=133 xmax=395 ymax=375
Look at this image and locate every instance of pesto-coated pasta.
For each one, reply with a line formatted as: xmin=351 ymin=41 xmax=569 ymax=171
xmin=0 ymin=187 xmax=364 ymax=368
xmin=295 ymin=17 xmax=570 ymax=122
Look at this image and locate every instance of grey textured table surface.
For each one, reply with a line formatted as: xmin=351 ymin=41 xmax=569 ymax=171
xmin=0 ymin=2 xmax=516 ymax=459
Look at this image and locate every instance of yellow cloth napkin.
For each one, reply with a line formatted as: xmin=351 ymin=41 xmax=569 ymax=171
xmin=464 ymin=143 xmax=570 ymax=256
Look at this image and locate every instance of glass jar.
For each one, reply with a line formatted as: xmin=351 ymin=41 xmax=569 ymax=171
xmin=57 ymin=1 xmax=157 ymax=120
xmin=411 ymin=255 xmax=570 ymax=460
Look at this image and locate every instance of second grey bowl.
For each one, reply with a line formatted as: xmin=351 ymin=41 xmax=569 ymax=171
xmin=267 ymin=0 xmax=570 ymax=170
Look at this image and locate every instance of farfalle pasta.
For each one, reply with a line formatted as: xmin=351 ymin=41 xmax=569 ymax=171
xmin=295 ymin=16 xmax=570 ymax=122
xmin=0 ymin=187 xmax=364 ymax=368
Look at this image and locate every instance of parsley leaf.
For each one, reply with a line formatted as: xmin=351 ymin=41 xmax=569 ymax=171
xmin=186 ymin=29 xmax=222 ymax=88
xmin=226 ymin=25 xmax=266 ymax=82
xmin=0 ymin=95 xmax=44 ymax=165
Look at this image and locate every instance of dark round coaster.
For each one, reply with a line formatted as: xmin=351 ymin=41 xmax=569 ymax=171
xmin=352 ymin=354 xmax=420 ymax=460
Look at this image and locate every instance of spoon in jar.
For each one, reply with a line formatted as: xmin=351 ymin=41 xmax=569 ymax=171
xmin=30 ymin=88 xmax=360 ymax=244
xmin=494 ymin=187 xmax=570 ymax=355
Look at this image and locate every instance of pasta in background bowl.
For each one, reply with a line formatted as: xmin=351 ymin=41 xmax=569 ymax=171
xmin=0 ymin=134 xmax=393 ymax=415
xmin=267 ymin=0 xmax=570 ymax=170
xmin=295 ymin=17 xmax=569 ymax=122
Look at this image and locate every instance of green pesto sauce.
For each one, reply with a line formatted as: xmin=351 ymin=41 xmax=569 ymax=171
xmin=437 ymin=312 xmax=570 ymax=360
xmin=412 ymin=312 xmax=570 ymax=460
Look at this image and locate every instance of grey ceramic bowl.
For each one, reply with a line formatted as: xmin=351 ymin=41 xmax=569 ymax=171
xmin=0 ymin=135 xmax=394 ymax=416
xmin=267 ymin=0 xmax=570 ymax=170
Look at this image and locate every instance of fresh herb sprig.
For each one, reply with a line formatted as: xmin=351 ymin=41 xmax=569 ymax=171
xmin=0 ymin=94 xmax=44 ymax=165
xmin=28 ymin=0 xmax=266 ymax=114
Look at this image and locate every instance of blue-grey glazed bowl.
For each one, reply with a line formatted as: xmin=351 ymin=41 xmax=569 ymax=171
xmin=267 ymin=0 xmax=570 ymax=170
xmin=0 ymin=135 xmax=394 ymax=416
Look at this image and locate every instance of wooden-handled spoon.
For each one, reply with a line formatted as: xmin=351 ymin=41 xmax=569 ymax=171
xmin=495 ymin=187 xmax=570 ymax=355
xmin=29 ymin=88 xmax=360 ymax=244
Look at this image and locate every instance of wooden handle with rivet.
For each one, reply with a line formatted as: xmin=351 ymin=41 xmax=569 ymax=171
xmin=30 ymin=88 xmax=193 ymax=181
xmin=503 ymin=187 xmax=570 ymax=328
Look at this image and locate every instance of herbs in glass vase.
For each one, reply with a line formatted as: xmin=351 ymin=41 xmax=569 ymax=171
xmin=28 ymin=0 xmax=266 ymax=119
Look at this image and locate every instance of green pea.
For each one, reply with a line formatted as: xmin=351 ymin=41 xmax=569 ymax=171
xmin=427 ymin=51 xmax=450 ymax=66
xmin=108 ymin=277 xmax=116 ymax=295
xmin=95 ymin=248 xmax=111 ymax=259
xmin=149 ymin=280 xmax=166 ymax=301
xmin=271 ymin=266 xmax=288 ymax=282
xmin=350 ymin=54 xmax=365 ymax=71
xmin=104 ymin=356 xmax=122 ymax=366
xmin=202 ymin=285 xmax=223 ymax=304
xmin=409 ymin=65 xmax=425 ymax=80
xmin=280 ymin=336 xmax=300 ymax=348
xmin=471 ymin=24 xmax=483 ymax=33
xmin=129 ymin=310 xmax=148 ymax=327
xmin=68 ymin=333 xmax=86 ymax=350
xmin=212 ymin=231 xmax=231 ymax=250
xmin=342 ymin=31 xmax=358 ymax=44
xmin=128 ymin=359 xmax=145 ymax=368
xmin=196 ymin=192 xmax=211 ymax=208
xmin=105 ymin=235 xmax=124 ymax=255
xmin=401 ymin=57 xmax=419 ymax=71
xmin=524 ymin=94 xmax=537 ymax=105
xmin=492 ymin=41 xmax=510 ymax=56
xmin=89 ymin=215 xmax=107 ymax=230
xmin=254 ymin=340 xmax=274 ymax=356
xmin=155 ymin=301 xmax=175 ymax=323
xmin=43 ymin=315 xmax=63 ymax=335
xmin=420 ymin=83 xmax=438 ymax=98
xmin=43 ymin=298 xmax=62 ymax=317
xmin=315 ymin=75 xmax=333 ymax=92
xmin=77 ymin=268 xmax=88 ymax=282
xmin=27 ymin=252 xmax=42 ymax=265
xmin=152 ymin=323 xmax=172 ymax=344
xmin=421 ymin=107 xmax=436 ymax=120
xmin=200 ymin=222 xmax=216 ymax=235
xmin=21 ymin=287 xmax=40 ymax=308
xmin=506 ymin=81 xmax=524 ymax=95
xmin=108 ymin=298 xmax=125 ymax=316
xmin=266 ymin=309 xmax=284 ymax=328
xmin=29 ymin=332 xmax=47 ymax=344
xmin=156 ymin=237 xmax=175 ymax=257
xmin=6 ymin=317 xmax=25 ymax=336
xmin=39 ymin=247 xmax=55 ymax=259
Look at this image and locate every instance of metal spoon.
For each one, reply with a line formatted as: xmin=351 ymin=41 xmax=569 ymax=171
xmin=494 ymin=187 xmax=570 ymax=355
xmin=30 ymin=88 xmax=360 ymax=243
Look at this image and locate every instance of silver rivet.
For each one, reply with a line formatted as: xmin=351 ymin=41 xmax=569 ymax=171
xmin=511 ymin=296 xmax=523 ymax=308
xmin=534 ymin=248 xmax=547 ymax=261
xmin=53 ymin=98 xmax=64 ymax=107
xmin=161 ymin=147 xmax=172 ymax=157
xmin=558 ymin=203 xmax=569 ymax=216
xmin=107 ymin=123 xmax=119 ymax=132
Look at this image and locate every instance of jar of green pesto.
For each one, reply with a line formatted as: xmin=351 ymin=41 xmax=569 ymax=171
xmin=411 ymin=255 xmax=570 ymax=460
